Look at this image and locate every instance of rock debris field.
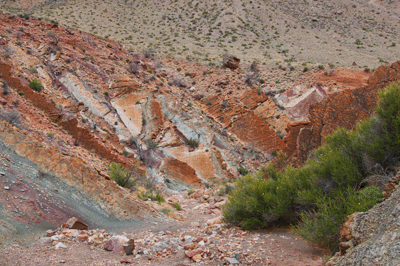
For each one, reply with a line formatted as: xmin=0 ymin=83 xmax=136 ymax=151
xmin=0 ymin=187 xmax=326 ymax=265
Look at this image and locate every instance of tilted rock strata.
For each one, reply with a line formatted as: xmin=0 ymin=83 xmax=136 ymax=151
xmin=283 ymin=61 xmax=400 ymax=165
xmin=0 ymin=120 xmax=158 ymax=220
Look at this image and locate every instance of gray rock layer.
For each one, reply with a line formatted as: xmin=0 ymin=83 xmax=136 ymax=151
xmin=329 ymin=185 xmax=400 ymax=266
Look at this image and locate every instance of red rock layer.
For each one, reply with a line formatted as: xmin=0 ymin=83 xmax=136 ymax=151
xmin=284 ymin=61 xmax=400 ymax=165
xmin=240 ymin=88 xmax=268 ymax=110
xmin=0 ymin=61 xmax=128 ymax=166
xmin=200 ymin=95 xmax=246 ymax=128
xmin=162 ymin=158 xmax=202 ymax=187
xmin=229 ymin=112 xmax=285 ymax=154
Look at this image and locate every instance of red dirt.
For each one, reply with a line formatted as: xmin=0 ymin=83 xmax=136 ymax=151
xmin=314 ymin=68 xmax=372 ymax=91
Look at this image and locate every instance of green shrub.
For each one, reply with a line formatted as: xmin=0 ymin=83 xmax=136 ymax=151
xmin=28 ymin=67 xmax=38 ymax=74
xmin=174 ymin=202 xmax=182 ymax=211
xmin=146 ymin=140 xmax=158 ymax=150
xmin=2 ymin=81 xmax=9 ymax=95
xmin=185 ymin=139 xmax=199 ymax=149
xmin=237 ymin=167 xmax=248 ymax=176
xmin=29 ymin=79 xmax=43 ymax=92
xmin=108 ymin=162 xmax=136 ymax=189
xmin=294 ymin=186 xmax=382 ymax=249
xmin=224 ymin=83 xmax=400 ymax=249
xmin=137 ymin=190 xmax=165 ymax=204
xmin=156 ymin=192 xmax=165 ymax=204
xmin=223 ymin=168 xmax=302 ymax=229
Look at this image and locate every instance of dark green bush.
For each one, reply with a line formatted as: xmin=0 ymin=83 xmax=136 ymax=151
xmin=29 ymin=79 xmax=43 ymax=92
xmin=224 ymin=83 xmax=400 ymax=249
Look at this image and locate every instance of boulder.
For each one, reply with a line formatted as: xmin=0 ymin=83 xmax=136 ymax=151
xmin=207 ymin=216 xmax=222 ymax=226
xmin=122 ymin=239 xmax=135 ymax=255
xmin=192 ymin=253 xmax=202 ymax=262
xmin=104 ymin=238 xmax=123 ymax=252
xmin=65 ymin=217 xmax=88 ymax=230
xmin=214 ymin=200 xmax=226 ymax=209
xmin=222 ymin=54 xmax=240 ymax=70
xmin=55 ymin=242 xmax=67 ymax=250
xmin=185 ymin=248 xmax=203 ymax=258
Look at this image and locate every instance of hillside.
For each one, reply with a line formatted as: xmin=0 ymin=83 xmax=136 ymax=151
xmin=0 ymin=5 xmax=399 ymax=265
xmin=1 ymin=0 xmax=400 ymax=68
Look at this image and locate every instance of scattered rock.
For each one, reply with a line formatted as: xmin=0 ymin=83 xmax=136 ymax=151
xmin=214 ymin=200 xmax=226 ymax=209
xmin=192 ymin=253 xmax=202 ymax=262
xmin=55 ymin=242 xmax=67 ymax=250
xmin=207 ymin=216 xmax=222 ymax=226
xmin=224 ymin=257 xmax=240 ymax=264
xmin=192 ymin=190 xmax=204 ymax=199
xmin=222 ymin=54 xmax=240 ymax=70
xmin=190 ymin=222 xmax=200 ymax=227
xmin=104 ymin=238 xmax=123 ymax=252
xmin=61 ymin=229 xmax=79 ymax=238
xmin=185 ymin=248 xmax=203 ymax=258
xmin=65 ymin=217 xmax=88 ymax=230
xmin=184 ymin=243 xmax=196 ymax=250
xmin=123 ymin=239 xmax=135 ymax=255
xmin=46 ymin=230 xmax=56 ymax=237
xmin=77 ymin=234 xmax=89 ymax=241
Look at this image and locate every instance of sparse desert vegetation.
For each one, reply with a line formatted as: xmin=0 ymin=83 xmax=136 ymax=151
xmin=2 ymin=0 xmax=400 ymax=68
